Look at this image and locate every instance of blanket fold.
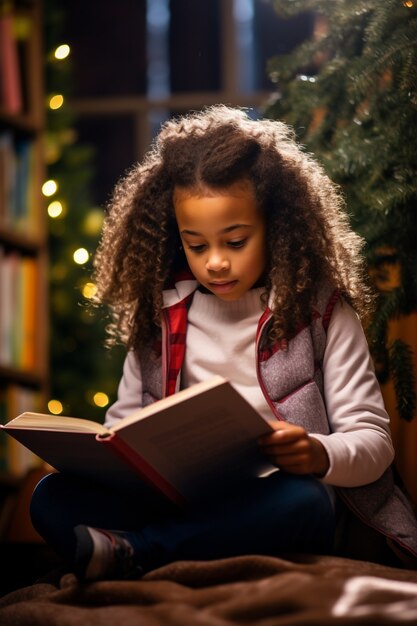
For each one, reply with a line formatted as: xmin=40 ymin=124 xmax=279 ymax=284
xmin=1 ymin=554 xmax=417 ymax=625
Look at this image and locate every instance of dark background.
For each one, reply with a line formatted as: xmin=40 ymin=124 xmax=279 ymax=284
xmin=60 ymin=0 xmax=312 ymax=207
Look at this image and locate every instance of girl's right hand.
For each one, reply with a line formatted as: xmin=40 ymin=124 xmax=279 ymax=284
xmin=258 ymin=421 xmax=330 ymax=477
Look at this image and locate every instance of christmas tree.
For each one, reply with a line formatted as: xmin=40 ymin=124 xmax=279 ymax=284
xmin=266 ymin=0 xmax=417 ymax=421
xmin=44 ymin=1 xmax=124 ymax=420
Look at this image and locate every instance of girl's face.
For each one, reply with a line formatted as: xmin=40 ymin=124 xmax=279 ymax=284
xmin=174 ymin=181 xmax=266 ymax=301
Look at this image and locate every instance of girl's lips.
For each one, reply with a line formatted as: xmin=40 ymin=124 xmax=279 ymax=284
xmin=208 ymin=280 xmax=238 ymax=293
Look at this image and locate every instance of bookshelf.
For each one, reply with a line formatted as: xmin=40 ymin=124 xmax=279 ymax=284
xmin=0 ymin=0 xmax=48 ymax=483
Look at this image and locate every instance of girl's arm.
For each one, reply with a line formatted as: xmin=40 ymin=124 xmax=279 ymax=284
xmin=104 ymin=351 xmax=144 ymax=427
xmin=259 ymin=300 xmax=394 ymax=487
xmin=311 ymin=299 xmax=394 ymax=486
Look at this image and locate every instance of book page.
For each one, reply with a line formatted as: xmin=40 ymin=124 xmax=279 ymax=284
xmin=147 ymin=408 xmax=268 ymax=476
xmin=111 ymin=375 xmax=228 ymax=430
xmin=4 ymin=412 xmax=109 ymax=435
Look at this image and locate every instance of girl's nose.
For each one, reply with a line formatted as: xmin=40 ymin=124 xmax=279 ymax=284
xmin=205 ymin=252 xmax=230 ymax=272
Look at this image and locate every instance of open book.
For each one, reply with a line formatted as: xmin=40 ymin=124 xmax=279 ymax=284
xmin=1 ymin=376 xmax=276 ymax=506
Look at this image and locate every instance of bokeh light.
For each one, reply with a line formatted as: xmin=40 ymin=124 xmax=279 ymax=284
xmin=54 ymin=44 xmax=70 ymax=59
xmin=42 ymin=179 xmax=58 ymax=196
xmin=93 ymin=392 xmax=110 ymax=408
xmin=73 ymin=248 xmax=89 ymax=265
xmin=48 ymin=399 xmax=63 ymax=415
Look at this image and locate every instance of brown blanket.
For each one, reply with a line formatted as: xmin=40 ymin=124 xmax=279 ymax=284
xmin=1 ymin=554 xmax=417 ymax=625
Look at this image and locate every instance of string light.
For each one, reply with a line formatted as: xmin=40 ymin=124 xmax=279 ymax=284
xmin=47 ymin=200 xmax=64 ymax=218
xmin=49 ymin=94 xmax=64 ymax=110
xmin=48 ymin=399 xmax=63 ymax=415
xmin=403 ymin=0 xmax=413 ymax=6
xmin=54 ymin=44 xmax=70 ymax=59
xmin=82 ymin=282 xmax=98 ymax=299
xmin=93 ymin=392 xmax=110 ymax=408
xmin=42 ymin=179 xmax=58 ymax=196
xmin=73 ymin=248 xmax=89 ymax=264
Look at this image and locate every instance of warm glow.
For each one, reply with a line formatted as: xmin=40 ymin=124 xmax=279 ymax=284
xmin=404 ymin=1 xmax=413 ymax=7
xmin=42 ymin=179 xmax=58 ymax=196
xmin=83 ymin=209 xmax=104 ymax=235
xmin=82 ymin=282 xmax=98 ymax=299
xmin=47 ymin=200 xmax=63 ymax=218
xmin=73 ymin=248 xmax=89 ymax=264
xmin=48 ymin=399 xmax=63 ymax=415
xmin=93 ymin=392 xmax=110 ymax=407
xmin=54 ymin=44 xmax=70 ymax=59
xmin=49 ymin=94 xmax=64 ymax=110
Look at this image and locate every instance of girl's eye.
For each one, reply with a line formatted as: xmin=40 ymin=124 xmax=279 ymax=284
xmin=228 ymin=239 xmax=246 ymax=249
xmin=188 ymin=244 xmax=206 ymax=253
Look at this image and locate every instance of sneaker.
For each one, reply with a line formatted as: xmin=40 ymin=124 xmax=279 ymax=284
xmin=73 ymin=525 xmax=143 ymax=581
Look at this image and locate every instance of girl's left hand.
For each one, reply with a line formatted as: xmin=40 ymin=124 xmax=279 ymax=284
xmin=258 ymin=420 xmax=330 ymax=477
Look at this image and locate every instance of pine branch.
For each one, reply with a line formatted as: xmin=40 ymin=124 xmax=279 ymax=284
xmin=266 ymin=0 xmax=417 ymax=419
xmin=389 ymin=340 xmax=417 ymax=422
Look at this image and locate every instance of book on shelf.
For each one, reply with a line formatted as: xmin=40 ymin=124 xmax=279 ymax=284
xmin=0 ymin=131 xmax=37 ymax=233
xmin=1 ymin=376 xmax=276 ymax=506
xmin=0 ymin=10 xmax=23 ymax=115
xmin=0 ymin=246 xmax=17 ymax=367
xmin=19 ymin=255 xmax=38 ymax=369
xmin=0 ymin=132 xmax=15 ymax=227
xmin=0 ymin=246 xmax=38 ymax=370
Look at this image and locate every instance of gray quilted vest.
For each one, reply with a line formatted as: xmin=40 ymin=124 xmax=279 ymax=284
xmin=257 ymin=285 xmax=417 ymax=564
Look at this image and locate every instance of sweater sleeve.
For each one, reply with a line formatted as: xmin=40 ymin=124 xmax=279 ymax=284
xmin=310 ymin=300 xmax=395 ymax=487
xmin=104 ymin=351 xmax=143 ymax=428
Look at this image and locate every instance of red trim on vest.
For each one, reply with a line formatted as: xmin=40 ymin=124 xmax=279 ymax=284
xmin=257 ymin=309 xmax=322 ymax=363
xmin=322 ymin=289 xmax=341 ymax=333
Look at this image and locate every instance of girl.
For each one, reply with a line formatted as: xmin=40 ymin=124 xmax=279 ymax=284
xmin=31 ymin=105 xmax=417 ymax=580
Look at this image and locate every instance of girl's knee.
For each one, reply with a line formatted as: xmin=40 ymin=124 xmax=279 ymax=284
xmin=30 ymin=473 xmax=52 ymax=537
xmin=30 ymin=472 xmax=81 ymax=556
xmin=298 ymin=477 xmax=335 ymax=546
xmin=301 ymin=475 xmax=332 ymax=508
xmin=266 ymin=472 xmax=334 ymax=521
xmin=31 ymin=472 xmax=62 ymax=507
xmin=290 ymin=475 xmax=333 ymax=519
xmin=30 ymin=472 xmax=69 ymax=530
xmin=282 ymin=475 xmax=335 ymax=551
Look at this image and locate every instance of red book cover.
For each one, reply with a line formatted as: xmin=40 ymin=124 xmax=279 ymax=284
xmin=0 ymin=12 xmax=23 ymax=114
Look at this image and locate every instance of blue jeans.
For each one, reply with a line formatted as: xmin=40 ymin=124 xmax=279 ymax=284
xmin=30 ymin=471 xmax=335 ymax=573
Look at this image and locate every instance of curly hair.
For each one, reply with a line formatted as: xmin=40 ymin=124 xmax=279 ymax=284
xmin=93 ymin=105 xmax=372 ymax=353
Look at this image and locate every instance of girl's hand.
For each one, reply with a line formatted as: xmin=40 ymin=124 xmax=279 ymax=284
xmin=258 ymin=421 xmax=330 ymax=477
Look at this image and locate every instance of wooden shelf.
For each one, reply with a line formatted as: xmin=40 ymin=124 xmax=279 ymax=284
xmin=0 ymin=227 xmax=46 ymax=253
xmin=0 ymin=365 xmax=44 ymax=389
xmin=0 ymin=110 xmax=42 ymax=134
